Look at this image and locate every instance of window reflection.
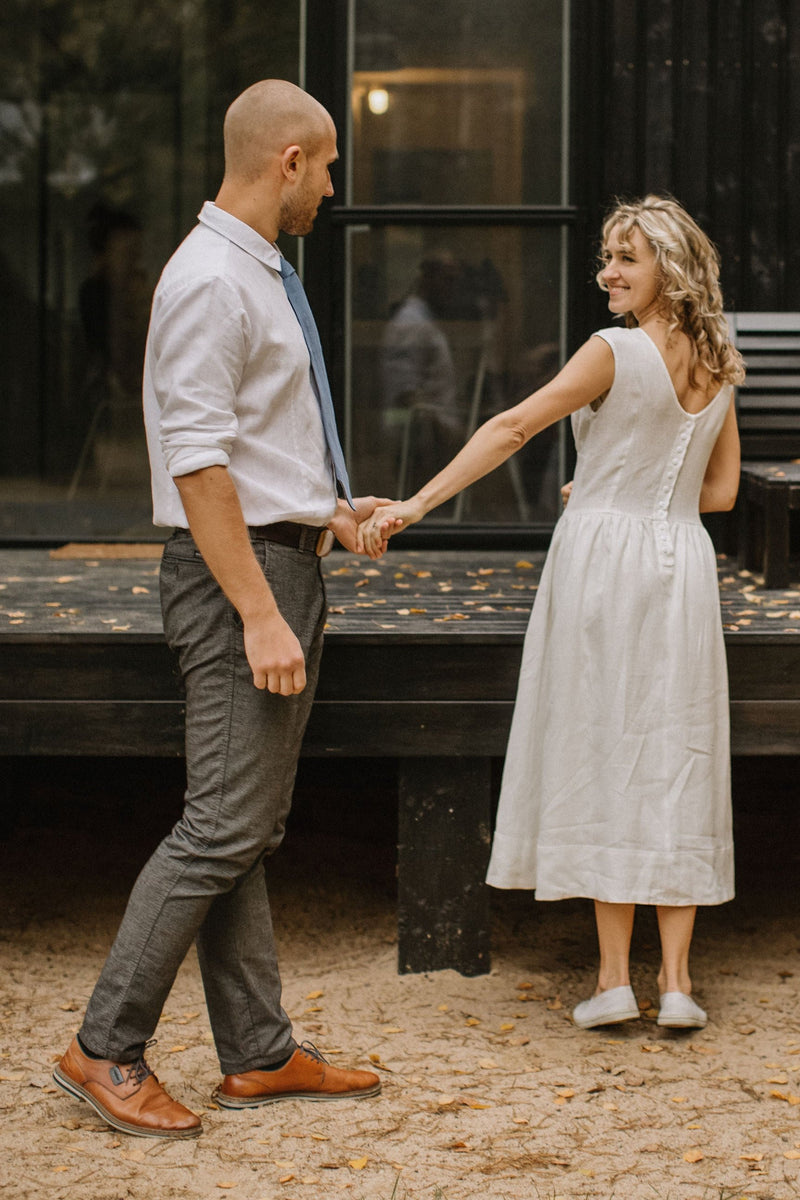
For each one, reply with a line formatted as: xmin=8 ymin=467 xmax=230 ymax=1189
xmin=348 ymin=226 xmax=564 ymax=523
xmin=0 ymin=0 xmax=298 ymax=540
xmin=68 ymin=204 xmax=153 ymax=500
xmin=352 ymin=0 xmax=565 ymax=206
xmin=352 ymin=70 xmax=526 ymax=205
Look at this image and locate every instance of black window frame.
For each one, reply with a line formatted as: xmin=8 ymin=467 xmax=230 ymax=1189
xmin=305 ymin=0 xmax=586 ymax=550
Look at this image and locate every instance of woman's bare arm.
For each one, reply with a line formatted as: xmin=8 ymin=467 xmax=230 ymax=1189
xmin=699 ymin=397 xmax=740 ymax=512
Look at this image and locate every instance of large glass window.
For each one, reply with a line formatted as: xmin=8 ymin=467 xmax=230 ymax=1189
xmin=0 ymin=0 xmax=573 ymax=542
xmin=347 ymin=224 xmax=564 ymax=523
xmin=342 ymin=0 xmax=572 ymax=527
xmin=0 ymin=0 xmax=300 ymax=541
xmin=350 ymin=0 xmax=566 ymax=206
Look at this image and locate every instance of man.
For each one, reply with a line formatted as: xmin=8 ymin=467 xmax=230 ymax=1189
xmin=53 ymin=80 xmax=383 ymax=1139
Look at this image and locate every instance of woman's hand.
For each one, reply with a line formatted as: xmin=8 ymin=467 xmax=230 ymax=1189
xmin=357 ymin=498 xmax=425 ymax=559
xmin=560 ymin=480 xmax=573 ymax=508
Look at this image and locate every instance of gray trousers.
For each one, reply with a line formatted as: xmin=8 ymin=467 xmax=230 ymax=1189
xmin=80 ymin=530 xmax=326 ymax=1075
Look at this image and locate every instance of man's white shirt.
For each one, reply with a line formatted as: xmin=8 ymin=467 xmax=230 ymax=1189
xmin=143 ymin=201 xmax=337 ymax=529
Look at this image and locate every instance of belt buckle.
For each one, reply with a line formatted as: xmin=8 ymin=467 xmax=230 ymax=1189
xmin=315 ymin=528 xmax=335 ymax=557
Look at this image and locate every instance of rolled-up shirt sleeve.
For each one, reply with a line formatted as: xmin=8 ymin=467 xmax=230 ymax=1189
xmin=150 ymin=275 xmax=250 ymax=478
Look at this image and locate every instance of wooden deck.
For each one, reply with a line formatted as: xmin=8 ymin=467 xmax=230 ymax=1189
xmin=1 ymin=545 xmax=799 ymax=976
xmin=1 ymin=545 xmax=798 ymax=755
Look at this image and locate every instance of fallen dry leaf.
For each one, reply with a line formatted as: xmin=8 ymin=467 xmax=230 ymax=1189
xmin=348 ymin=1157 xmax=368 ymax=1170
xmin=683 ymin=1150 xmax=704 ymax=1163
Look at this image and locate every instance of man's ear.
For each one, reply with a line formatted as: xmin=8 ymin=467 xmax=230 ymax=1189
xmin=280 ymin=144 xmax=304 ymax=183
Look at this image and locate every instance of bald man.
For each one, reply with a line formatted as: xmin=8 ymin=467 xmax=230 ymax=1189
xmin=53 ymin=81 xmax=383 ymax=1139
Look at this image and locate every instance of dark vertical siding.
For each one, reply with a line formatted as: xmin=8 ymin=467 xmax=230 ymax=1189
xmin=580 ymin=0 xmax=800 ymax=314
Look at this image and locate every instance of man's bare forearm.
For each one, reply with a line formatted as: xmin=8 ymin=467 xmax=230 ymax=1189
xmin=173 ymin=465 xmax=279 ymax=620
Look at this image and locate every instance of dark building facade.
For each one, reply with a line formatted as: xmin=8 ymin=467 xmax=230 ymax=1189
xmin=1 ymin=0 xmax=797 ymax=542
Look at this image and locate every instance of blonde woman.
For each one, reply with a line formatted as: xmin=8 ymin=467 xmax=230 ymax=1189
xmin=360 ymin=196 xmax=742 ymax=1030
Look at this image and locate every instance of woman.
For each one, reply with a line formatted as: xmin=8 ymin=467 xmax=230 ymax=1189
xmin=360 ymin=196 xmax=742 ymax=1030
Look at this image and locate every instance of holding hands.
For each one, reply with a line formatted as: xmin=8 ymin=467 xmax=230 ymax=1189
xmin=328 ymin=495 xmax=398 ymax=557
xmin=357 ymin=498 xmax=424 ymax=559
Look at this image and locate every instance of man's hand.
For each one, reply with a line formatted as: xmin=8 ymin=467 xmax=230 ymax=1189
xmin=174 ymin=466 xmax=307 ymax=694
xmin=328 ymin=496 xmax=395 ymax=556
xmin=244 ymin=608 xmax=306 ymax=695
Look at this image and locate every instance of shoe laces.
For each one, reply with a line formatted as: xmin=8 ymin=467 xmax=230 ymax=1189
xmin=297 ymin=1041 xmax=328 ymax=1064
xmin=126 ymin=1038 xmax=156 ymax=1085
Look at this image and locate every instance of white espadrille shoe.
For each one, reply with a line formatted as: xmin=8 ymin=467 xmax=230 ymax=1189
xmin=572 ymin=985 xmax=640 ymax=1029
xmin=657 ymin=992 xmax=707 ymax=1029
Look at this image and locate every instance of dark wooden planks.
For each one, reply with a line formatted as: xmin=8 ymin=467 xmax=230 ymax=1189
xmin=1 ymin=545 xmax=797 ymax=975
xmin=584 ymin=2 xmax=800 ymax=312
xmin=1 ymin=548 xmax=798 ymax=762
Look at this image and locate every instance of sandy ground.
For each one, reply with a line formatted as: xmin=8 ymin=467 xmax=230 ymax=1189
xmin=2 ymin=756 xmax=800 ymax=1200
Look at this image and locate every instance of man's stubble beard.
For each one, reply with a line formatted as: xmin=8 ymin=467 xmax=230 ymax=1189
xmin=278 ymin=191 xmax=317 ymax=238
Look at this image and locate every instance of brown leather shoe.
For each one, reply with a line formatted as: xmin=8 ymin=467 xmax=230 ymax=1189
xmin=53 ymin=1037 xmax=202 ymax=1139
xmin=216 ymin=1042 xmax=381 ymax=1108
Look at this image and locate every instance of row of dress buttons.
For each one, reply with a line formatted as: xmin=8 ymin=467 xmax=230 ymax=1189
xmin=657 ymin=424 xmax=693 ymax=520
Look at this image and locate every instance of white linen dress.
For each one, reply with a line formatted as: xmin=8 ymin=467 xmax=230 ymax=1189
xmin=485 ymin=325 xmax=735 ymax=905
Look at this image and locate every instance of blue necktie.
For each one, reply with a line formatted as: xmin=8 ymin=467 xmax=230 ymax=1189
xmin=279 ymin=257 xmax=354 ymax=506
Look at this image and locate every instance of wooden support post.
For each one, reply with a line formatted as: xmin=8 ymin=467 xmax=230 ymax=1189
xmin=763 ymin=483 xmax=791 ymax=589
xmin=397 ymin=756 xmax=492 ymax=976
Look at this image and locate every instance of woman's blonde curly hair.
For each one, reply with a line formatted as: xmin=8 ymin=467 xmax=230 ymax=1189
xmin=597 ymin=194 xmax=745 ymax=387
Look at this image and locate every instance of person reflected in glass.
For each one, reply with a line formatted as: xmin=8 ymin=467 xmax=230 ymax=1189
xmin=79 ymin=203 xmax=151 ymax=396
xmin=381 ymin=251 xmax=464 ymax=498
xmin=360 ymin=196 xmax=742 ymax=1031
xmin=75 ymin=203 xmax=153 ymax=490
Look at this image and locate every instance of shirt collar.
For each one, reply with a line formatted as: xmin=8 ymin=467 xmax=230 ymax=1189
xmin=197 ymin=201 xmax=282 ymax=272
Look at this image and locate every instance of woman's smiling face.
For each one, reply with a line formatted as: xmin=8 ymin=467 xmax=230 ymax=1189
xmin=600 ymin=224 xmax=662 ymax=321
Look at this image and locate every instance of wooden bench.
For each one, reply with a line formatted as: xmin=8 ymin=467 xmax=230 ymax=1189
xmin=725 ymin=313 xmax=800 ymax=585
xmin=728 ymin=311 xmax=800 ymax=459
xmin=738 ymin=462 xmax=800 ymax=589
xmin=2 ymin=547 xmax=800 ymax=977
